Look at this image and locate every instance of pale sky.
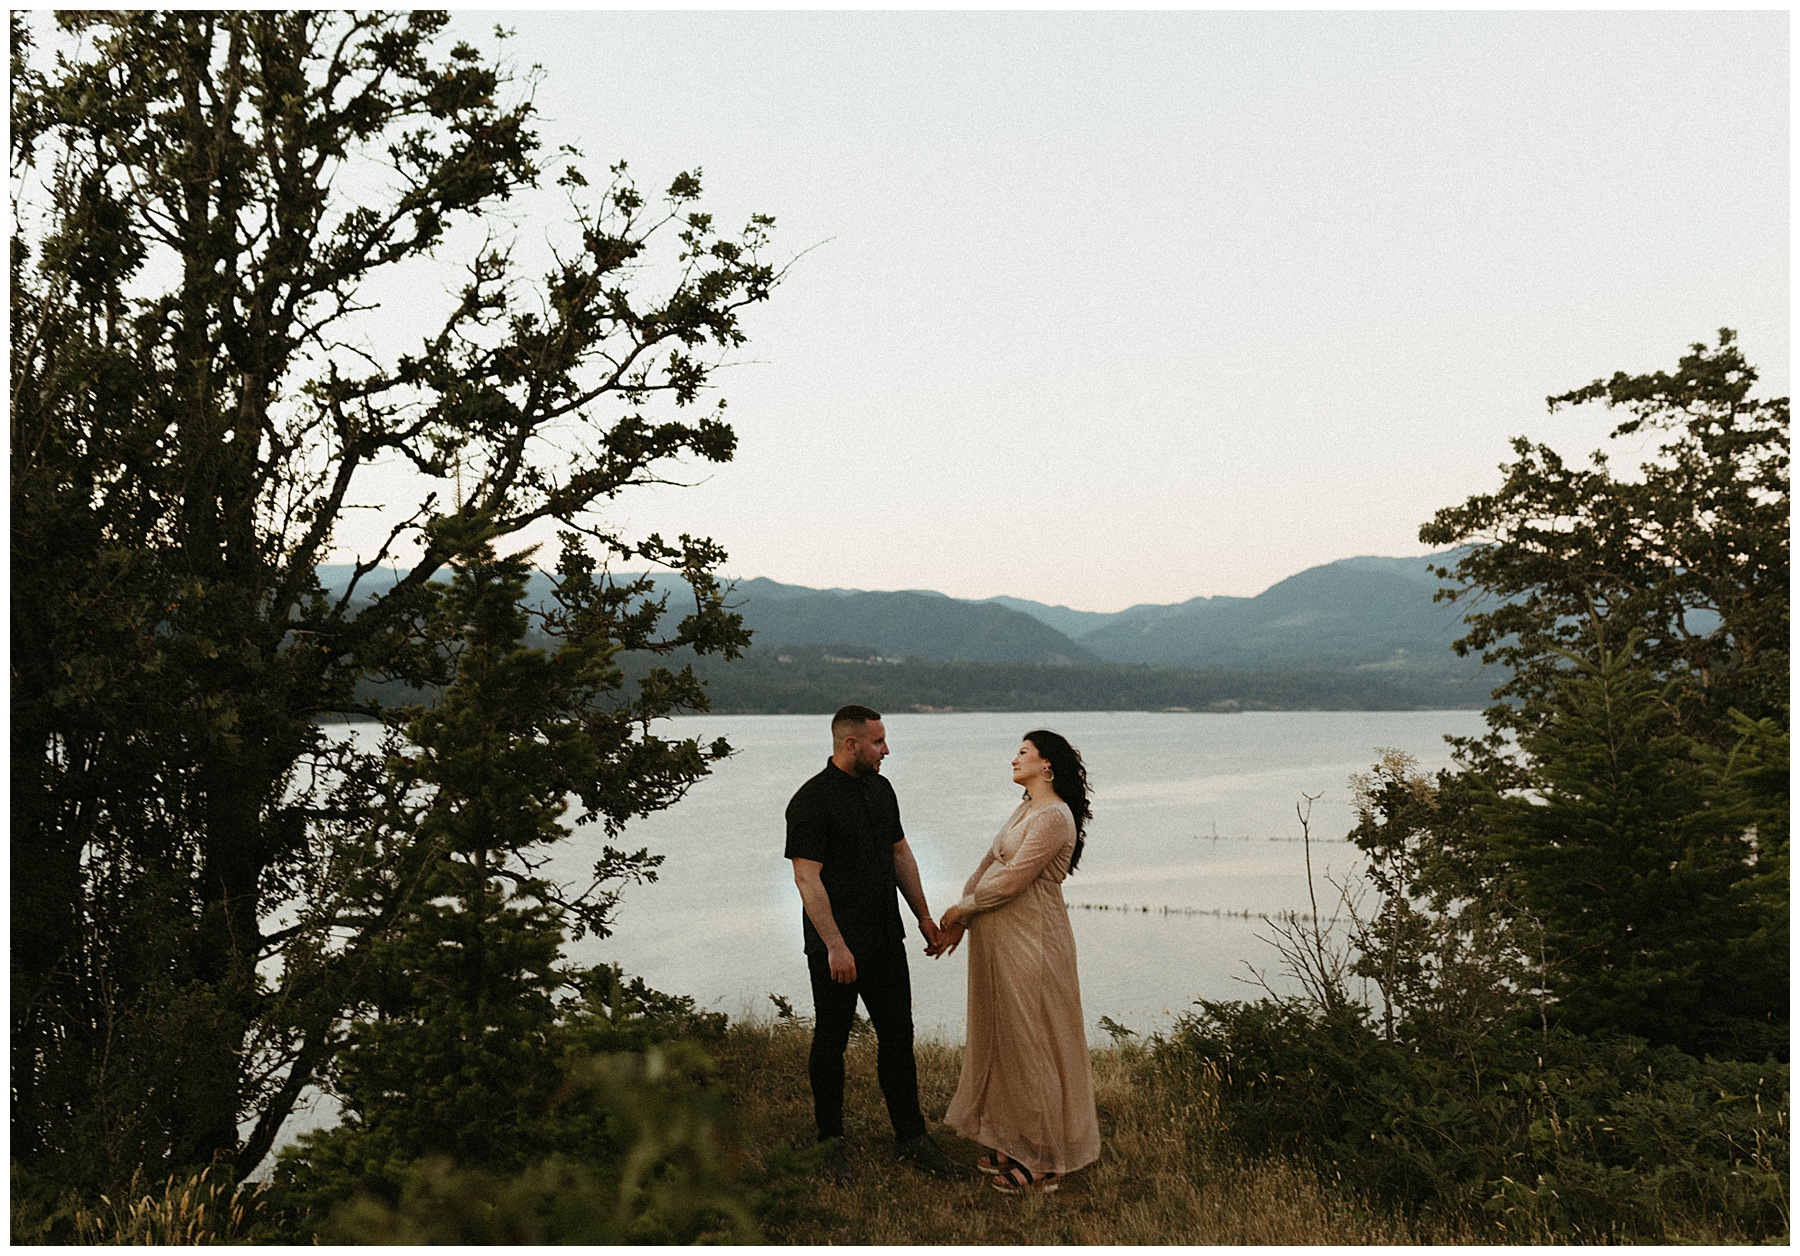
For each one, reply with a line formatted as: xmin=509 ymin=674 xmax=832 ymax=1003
xmin=336 ymin=10 xmax=1788 ymax=612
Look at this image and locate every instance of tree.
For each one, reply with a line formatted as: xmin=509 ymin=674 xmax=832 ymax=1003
xmin=1413 ymin=333 xmax=1787 ymax=1058
xmin=271 ymin=552 xmax=754 ymax=1242
xmin=1162 ymin=337 xmax=1790 ymax=1240
xmin=1421 ymin=329 xmax=1788 ymax=760
xmin=1475 ymin=633 xmax=1785 ymax=1057
xmin=11 ymin=10 xmax=776 ymax=1194
xmin=1345 ymin=750 xmax=1537 ymax=1054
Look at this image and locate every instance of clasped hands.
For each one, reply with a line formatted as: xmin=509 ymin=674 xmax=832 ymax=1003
xmin=919 ymin=904 xmax=967 ymax=959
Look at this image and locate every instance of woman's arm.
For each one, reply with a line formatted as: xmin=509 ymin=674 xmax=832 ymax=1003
xmin=960 ymin=850 xmax=996 ymax=900
xmin=938 ymin=849 xmax=996 ymax=938
xmin=950 ymin=807 xmax=1074 ymax=920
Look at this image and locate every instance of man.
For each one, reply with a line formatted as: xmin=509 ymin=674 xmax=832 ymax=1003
xmin=785 ymin=704 xmax=962 ymax=1183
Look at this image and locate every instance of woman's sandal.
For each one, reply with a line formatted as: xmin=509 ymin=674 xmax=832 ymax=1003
xmin=975 ymin=1151 xmax=1013 ymax=1174
xmin=991 ymin=1163 xmax=1059 ymax=1195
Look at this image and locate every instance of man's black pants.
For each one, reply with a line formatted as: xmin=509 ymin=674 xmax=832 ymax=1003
xmin=806 ymin=943 xmax=927 ymax=1145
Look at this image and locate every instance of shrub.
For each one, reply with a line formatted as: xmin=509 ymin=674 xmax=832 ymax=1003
xmin=305 ymin=1046 xmax=756 ymax=1244
xmin=269 ymin=967 xmax=755 ymax=1243
xmin=1162 ymin=999 xmax=1788 ymax=1242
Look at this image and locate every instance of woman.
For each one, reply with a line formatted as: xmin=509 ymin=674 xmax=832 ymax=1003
xmin=935 ymin=729 xmax=1100 ymax=1194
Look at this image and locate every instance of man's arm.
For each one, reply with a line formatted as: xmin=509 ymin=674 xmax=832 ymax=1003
xmin=791 ymin=857 xmax=857 ymax=984
xmin=892 ymin=839 xmax=943 ymax=954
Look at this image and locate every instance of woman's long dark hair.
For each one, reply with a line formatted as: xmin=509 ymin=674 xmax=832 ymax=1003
xmin=1022 ymin=729 xmax=1092 ymax=873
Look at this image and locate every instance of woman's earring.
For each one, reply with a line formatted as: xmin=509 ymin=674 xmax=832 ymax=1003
xmin=1044 ymin=768 xmax=1054 ymax=781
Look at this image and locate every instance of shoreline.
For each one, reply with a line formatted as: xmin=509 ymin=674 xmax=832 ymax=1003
xmin=320 ymin=704 xmax=1484 ymax=725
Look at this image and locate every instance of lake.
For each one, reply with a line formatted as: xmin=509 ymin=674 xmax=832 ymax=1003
xmin=533 ymin=708 xmax=1488 ymax=1042
xmin=266 ymin=707 xmax=1487 ymax=1167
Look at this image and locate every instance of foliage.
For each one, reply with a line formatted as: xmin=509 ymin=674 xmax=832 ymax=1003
xmin=1474 ymin=633 xmax=1787 ymax=1057
xmin=270 ymin=553 xmax=749 ymax=1240
xmin=282 ymin=1037 xmax=756 ymax=1244
xmin=1345 ymin=640 xmax=1786 ymax=1063
xmin=1404 ymin=334 xmax=1787 ymax=1059
xmin=1421 ymin=328 xmax=1788 ymax=760
xmin=12 ymin=8 xmax=773 ymax=1198
xmin=1161 ymin=333 xmax=1791 ymax=1243
xmin=1345 ymin=751 xmax=1538 ymax=1052
xmin=274 ymin=954 xmax=749 ymax=1243
xmin=1163 ymin=1001 xmax=1788 ymax=1242
xmin=11 ymin=1165 xmax=279 ymax=1245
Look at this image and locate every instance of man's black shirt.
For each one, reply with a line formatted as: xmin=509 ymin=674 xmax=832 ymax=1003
xmin=784 ymin=760 xmax=907 ymax=959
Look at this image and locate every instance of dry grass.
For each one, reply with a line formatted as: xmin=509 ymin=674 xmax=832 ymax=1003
xmin=54 ymin=1168 xmax=274 ymax=1245
xmin=37 ymin=1026 xmax=1461 ymax=1245
xmin=715 ymin=1020 xmax=1469 ymax=1245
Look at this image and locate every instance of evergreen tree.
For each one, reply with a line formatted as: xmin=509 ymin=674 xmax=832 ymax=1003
xmin=1413 ymin=333 xmax=1787 ymax=1058
xmin=1477 ymin=633 xmax=1783 ymax=1057
xmin=1166 ymin=335 xmax=1789 ymax=1240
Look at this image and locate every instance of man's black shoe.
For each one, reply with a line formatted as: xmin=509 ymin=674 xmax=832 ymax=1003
xmin=897 ymin=1133 xmax=963 ymax=1180
xmin=817 ymin=1136 xmax=851 ymax=1185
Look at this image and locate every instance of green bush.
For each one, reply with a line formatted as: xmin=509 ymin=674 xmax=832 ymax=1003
xmin=270 ymin=968 xmax=753 ymax=1243
xmin=1161 ymin=999 xmax=1788 ymax=1242
xmin=304 ymin=1046 xmax=755 ymax=1244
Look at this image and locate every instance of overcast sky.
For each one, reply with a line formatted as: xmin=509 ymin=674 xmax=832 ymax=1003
xmin=342 ymin=10 xmax=1787 ymax=612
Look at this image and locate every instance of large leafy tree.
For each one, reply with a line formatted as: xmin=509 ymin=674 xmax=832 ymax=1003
xmin=1164 ymin=337 xmax=1788 ymax=1242
xmin=1421 ymin=329 xmax=1788 ymax=760
xmin=1412 ymin=333 xmax=1787 ymax=1057
xmin=11 ymin=11 xmax=775 ymax=1192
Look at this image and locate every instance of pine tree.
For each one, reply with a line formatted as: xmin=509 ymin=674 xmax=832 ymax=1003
xmin=1479 ymin=633 xmax=1780 ymax=1056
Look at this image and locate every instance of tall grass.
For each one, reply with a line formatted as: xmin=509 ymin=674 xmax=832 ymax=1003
xmin=48 ymin=1169 xmax=274 ymax=1245
xmin=716 ymin=1019 xmax=1465 ymax=1244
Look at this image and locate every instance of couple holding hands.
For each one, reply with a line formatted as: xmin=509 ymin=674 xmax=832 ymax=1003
xmin=785 ymin=704 xmax=1100 ymax=1195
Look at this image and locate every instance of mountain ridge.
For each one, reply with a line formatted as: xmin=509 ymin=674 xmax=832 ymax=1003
xmin=732 ymin=552 xmax=1473 ymax=676
xmin=321 ymin=552 xmax=1470 ymax=675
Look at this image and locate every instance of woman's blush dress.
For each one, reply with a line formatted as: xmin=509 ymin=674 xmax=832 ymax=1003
xmin=943 ymin=798 xmax=1100 ymax=1175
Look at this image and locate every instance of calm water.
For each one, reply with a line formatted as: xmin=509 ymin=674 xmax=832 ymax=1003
xmin=535 ymin=709 xmax=1487 ymax=1042
xmin=265 ymin=708 xmax=1486 ymax=1167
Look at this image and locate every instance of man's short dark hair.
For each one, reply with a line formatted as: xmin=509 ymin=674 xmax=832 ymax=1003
xmin=831 ymin=704 xmax=883 ymax=741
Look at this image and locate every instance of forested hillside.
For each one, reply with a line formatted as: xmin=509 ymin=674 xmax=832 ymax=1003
xmin=648 ymin=644 xmax=1482 ymax=713
xmin=332 ymin=554 xmax=1493 ymax=712
xmin=1072 ymin=556 xmax=1463 ymax=669
xmin=727 ymin=578 xmax=1096 ymax=664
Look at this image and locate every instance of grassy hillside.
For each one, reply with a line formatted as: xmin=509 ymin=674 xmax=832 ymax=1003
xmin=719 ymin=1021 xmax=1463 ymax=1244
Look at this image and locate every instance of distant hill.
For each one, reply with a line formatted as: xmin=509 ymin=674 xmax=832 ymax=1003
xmin=1072 ymin=555 xmax=1467 ymax=672
xmin=725 ymin=578 xmax=1095 ymax=665
xmin=978 ymin=596 xmax=1117 ymax=641
xmin=666 ymin=643 xmax=1484 ymax=715
xmin=315 ymin=553 xmax=1492 ymax=710
xmin=320 ymin=554 xmax=1474 ymax=674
